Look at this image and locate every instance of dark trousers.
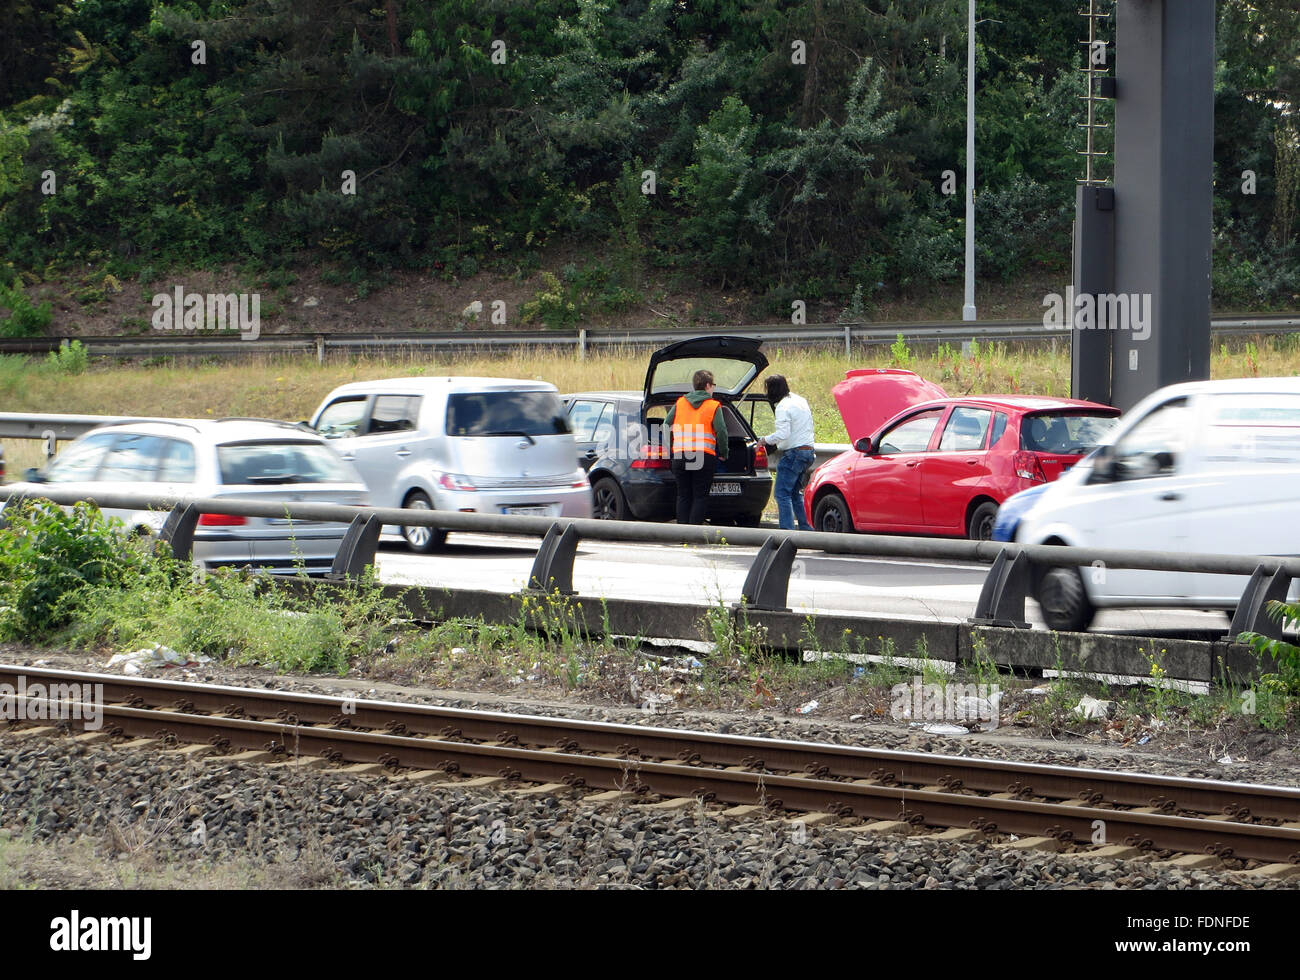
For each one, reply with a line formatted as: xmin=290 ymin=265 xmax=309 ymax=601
xmin=672 ymin=454 xmax=718 ymax=525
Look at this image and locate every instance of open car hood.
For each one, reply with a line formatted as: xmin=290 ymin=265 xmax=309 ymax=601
xmin=644 ymin=336 xmax=768 ymax=405
xmin=832 ymin=369 xmax=948 ymax=444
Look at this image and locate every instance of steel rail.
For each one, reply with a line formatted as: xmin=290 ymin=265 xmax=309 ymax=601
xmin=1 ymin=314 xmax=1296 ymax=360
xmin=14 ymin=697 xmax=1299 ymax=863
xmin=6 ymin=665 xmax=1299 ymax=827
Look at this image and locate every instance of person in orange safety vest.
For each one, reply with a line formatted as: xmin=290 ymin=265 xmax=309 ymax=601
xmin=665 ymin=369 xmax=729 ymax=524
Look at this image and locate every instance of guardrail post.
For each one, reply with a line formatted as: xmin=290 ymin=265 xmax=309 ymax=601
xmin=527 ymin=523 xmax=579 ymax=595
xmin=1228 ymin=564 xmax=1293 ymax=642
xmin=735 ymin=537 xmax=797 ymax=612
xmin=157 ymin=502 xmax=201 ymax=563
xmin=0 ymin=492 xmax=27 ymax=529
xmin=577 ymin=328 xmax=587 ymax=360
xmin=326 ymin=514 xmax=382 ymax=581
xmin=969 ymin=550 xmax=1033 ymax=629
xmin=315 ymin=335 xmax=325 ymax=365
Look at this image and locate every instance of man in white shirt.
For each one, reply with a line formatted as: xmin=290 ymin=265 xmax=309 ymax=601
xmin=761 ymin=374 xmax=816 ymax=531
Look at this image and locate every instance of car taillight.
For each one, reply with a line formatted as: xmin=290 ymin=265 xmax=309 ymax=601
xmin=753 ymin=444 xmax=769 ymax=469
xmin=198 ymin=513 xmax=247 ymax=526
xmin=1014 ymin=451 xmax=1048 ymax=483
xmin=631 ymin=445 xmax=670 ymax=470
xmin=438 ymin=473 xmax=477 ymax=492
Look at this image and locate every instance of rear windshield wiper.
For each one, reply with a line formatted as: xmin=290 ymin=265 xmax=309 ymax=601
xmin=481 ymin=430 xmax=536 ymax=445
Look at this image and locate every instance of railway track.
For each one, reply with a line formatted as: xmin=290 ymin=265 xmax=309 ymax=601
xmin=5 ymin=664 xmax=1299 ymax=866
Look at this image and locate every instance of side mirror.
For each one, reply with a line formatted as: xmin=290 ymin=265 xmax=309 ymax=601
xmin=23 ymin=467 xmax=46 ymax=483
xmin=854 ymin=436 xmax=875 ymax=454
xmin=1088 ymin=451 xmax=1115 ymax=484
xmin=1153 ymin=450 xmax=1175 ymax=472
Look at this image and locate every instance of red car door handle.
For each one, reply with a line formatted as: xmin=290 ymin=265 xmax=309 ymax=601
xmin=905 ymin=461 xmax=920 ymax=468
xmin=965 ymin=459 xmax=977 ymax=465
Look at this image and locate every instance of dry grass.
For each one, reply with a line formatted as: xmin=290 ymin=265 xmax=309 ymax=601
xmin=1 ymin=335 xmax=1296 ymax=478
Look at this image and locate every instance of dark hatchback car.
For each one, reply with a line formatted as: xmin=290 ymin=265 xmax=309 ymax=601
xmin=562 ymin=336 xmax=774 ymax=525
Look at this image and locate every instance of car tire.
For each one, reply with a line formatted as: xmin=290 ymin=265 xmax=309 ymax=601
xmin=967 ymin=501 xmax=998 ymax=541
xmin=814 ymin=493 xmax=854 ymax=534
xmin=591 ymin=477 xmax=627 ymax=521
xmin=1037 ymin=567 xmax=1095 ymax=632
xmin=401 ymin=491 xmax=448 ymax=553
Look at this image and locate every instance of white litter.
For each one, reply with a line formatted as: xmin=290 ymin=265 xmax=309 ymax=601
xmin=1217 ymin=755 xmax=1234 ymax=765
xmin=797 ymin=700 xmax=819 ymax=715
xmin=1024 ymin=686 xmax=1051 ymax=696
xmin=1072 ymin=695 xmax=1115 ymax=720
xmin=450 ymin=647 xmax=466 ymax=656
xmin=105 ymin=643 xmax=211 ymax=671
xmin=921 ymin=723 xmax=969 ymax=736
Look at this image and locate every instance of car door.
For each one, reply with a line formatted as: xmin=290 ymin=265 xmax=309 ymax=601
xmin=347 ymin=394 xmax=423 ymax=508
xmin=1074 ymin=396 xmax=1195 ymax=600
xmin=567 ymin=399 xmax=612 ymax=471
xmin=850 ymin=408 xmax=944 ymax=529
xmin=922 ymin=405 xmax=993 ymax=530
xmin=1182 ymin=391 xmax=1300 ymax=604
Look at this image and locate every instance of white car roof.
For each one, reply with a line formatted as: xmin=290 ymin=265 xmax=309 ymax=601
xmin=323 ymin=377 xmax=557 ymax=397
xmin=85 ymin=418 xmax=323 ymax=443
xmin=1149 ymin=376 xmax=1300 ymax=398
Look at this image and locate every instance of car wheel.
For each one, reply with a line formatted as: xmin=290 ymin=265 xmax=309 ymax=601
xmin=967 ymin=501 xmax=999 ymax=541
xmin=591 ymin=477 xmax=627 ymax=521
xmin=814 ymin=493 xmax=854 ymax=534
xmin=1037 ymin=567 xmax=1095 ymax=632
xmin=401 ymin=491 xmax=448 ymax=553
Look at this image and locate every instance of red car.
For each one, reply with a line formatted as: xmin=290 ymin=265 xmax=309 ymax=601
xmin=804 ymin=369 xmax=1120 ymax=539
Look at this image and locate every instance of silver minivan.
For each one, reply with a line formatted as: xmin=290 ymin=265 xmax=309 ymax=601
xmin=309 ymin=377 xmax=592 ymax=551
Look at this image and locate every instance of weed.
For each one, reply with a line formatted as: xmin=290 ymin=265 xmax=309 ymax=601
xmin=44 ymin=339 xmax=89 ymax=375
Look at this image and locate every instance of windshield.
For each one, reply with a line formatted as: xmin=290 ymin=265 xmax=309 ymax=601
xmin=218 ymin=442 xmax=357 ymax=485
xmin=1021 ymin=412 xmax=1119 ymax=454
xmin=445 ymin=391 xmax=569 ymax=437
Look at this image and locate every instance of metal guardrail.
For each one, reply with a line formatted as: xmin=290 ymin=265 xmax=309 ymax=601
xmin=2 ymin=313 xmax=1297 ymax=361
xmin=0 ymin=486 xmax=1294 ymax=654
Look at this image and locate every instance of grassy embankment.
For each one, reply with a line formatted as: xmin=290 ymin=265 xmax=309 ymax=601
xmin=2 ymin=335 xmax=1290 ymax=473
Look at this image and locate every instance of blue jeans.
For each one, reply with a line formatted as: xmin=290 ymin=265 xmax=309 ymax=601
xmin=774 ymin=447 xmax=815 ymax=530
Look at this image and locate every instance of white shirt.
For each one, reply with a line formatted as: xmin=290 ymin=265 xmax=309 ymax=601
xmin=764 ymin=393 xmax=815 ymax=450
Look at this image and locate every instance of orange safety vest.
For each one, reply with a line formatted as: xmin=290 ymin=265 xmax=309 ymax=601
xmin=671 ymin=397 xmax=719 ymax=456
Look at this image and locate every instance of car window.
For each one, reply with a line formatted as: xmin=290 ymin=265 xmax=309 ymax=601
xmin=989 ymin=412 xmax=1009 ymax=447
xmin=1022 ymin=411 xmax=1119 ymax=453
xmin=591 ymin=407 xmax=616 ymax=445
xmin=446 ymin=391 xmax=569 ymax=437
xmin=41 ymin=433 xmax=117 ymax=482
xmin=1110 ymin=398 xmax=1188 ymax=480
xmin=218 ymin=441 xmax=357 ymax=485
xmin=316 ymin=397 xmax=368 ymax=439
xmin=876 ymin=410 xmax=943 ymax=455
xmin=938 ymin=407 xmax=992 ymax=451
xmin=96 ymin=434 xmax=167 ymax=482
xmin=567 ymin=400 xmax=609 ymax=442
xmin=157 ymin=439 xmax=197 ymax=483
xmin=369 ymin=395 xmax=421 ymax=434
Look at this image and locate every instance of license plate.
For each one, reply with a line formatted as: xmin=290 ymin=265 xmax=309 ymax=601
xmin=503 ymin=505 xmax=552 ymax=516
xmin=710 ymin=482 xmax=742 ymax=496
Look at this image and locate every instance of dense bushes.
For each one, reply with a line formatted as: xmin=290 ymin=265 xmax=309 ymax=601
xmin=0 ymin=0 xmax=1296 ymax=307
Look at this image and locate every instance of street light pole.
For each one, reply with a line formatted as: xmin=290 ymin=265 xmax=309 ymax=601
xmin=963 ymin=0 xmax=977 ymax=321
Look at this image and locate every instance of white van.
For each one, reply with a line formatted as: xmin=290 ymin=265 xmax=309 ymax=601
xmin=309 ymin=378 xmax=592 ymax=551
xmin=1015 ymin=377 xmax=1300 ymax=630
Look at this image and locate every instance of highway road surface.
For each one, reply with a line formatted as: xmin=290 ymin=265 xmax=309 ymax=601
xmin=373 ymin=532 xmax=1232 ymax=635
